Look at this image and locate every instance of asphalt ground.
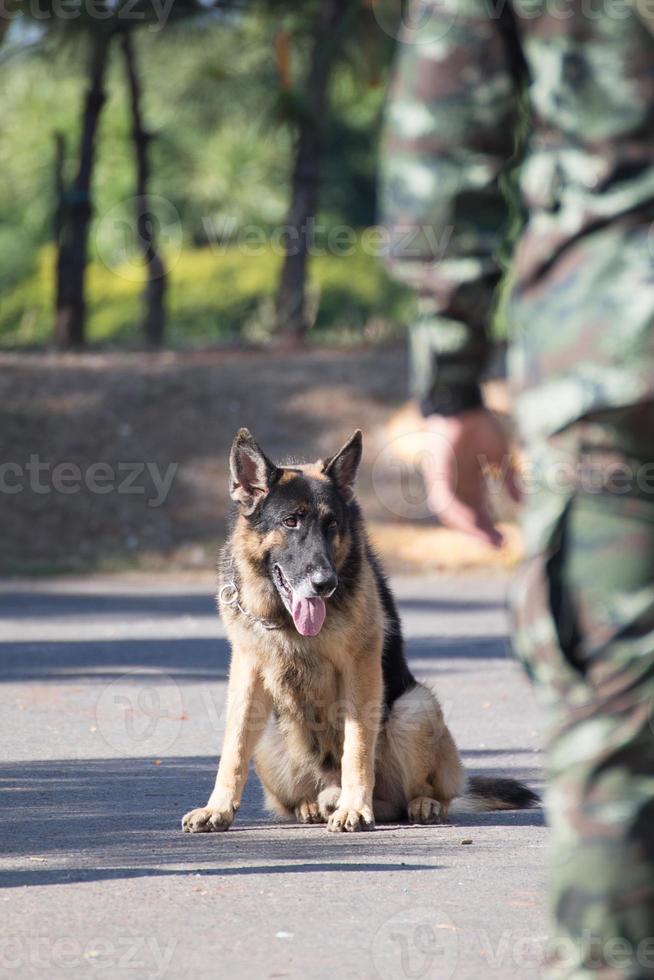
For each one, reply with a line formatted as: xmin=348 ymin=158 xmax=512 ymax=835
xmin=0 ymin=573 xmax=547 ymax=979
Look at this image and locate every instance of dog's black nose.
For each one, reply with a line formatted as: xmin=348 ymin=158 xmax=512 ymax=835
xmin=309 ymin=569 xmax=337 ymax=596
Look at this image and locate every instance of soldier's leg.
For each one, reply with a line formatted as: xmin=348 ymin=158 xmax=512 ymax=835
xmin=512 ymin=404 xmax=654 ymax=979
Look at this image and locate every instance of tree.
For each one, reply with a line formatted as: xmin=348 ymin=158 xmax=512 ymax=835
xmin=275 ymin=0 xmax=361 ymax=344
xmin=120 ymin=29 xmax=166 ymax=347
xmin=0 ymin=0 xmax=20 ymax=47
xmin=51 ymin=0 xmax=202 ymax=348
xmin=54 ymin=28 xmax=111 ymax=348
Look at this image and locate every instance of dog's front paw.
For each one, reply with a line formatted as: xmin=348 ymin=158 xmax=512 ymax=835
xmin=181 ymin=803 xmax=236 ymax=833
xmin=327 ymin=805 xmax=374 ymax=833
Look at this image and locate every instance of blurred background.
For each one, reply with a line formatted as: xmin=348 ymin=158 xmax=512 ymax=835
xmin=0 ymin=0 xmax=516 ymax=577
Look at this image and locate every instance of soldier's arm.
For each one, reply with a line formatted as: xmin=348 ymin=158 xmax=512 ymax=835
xmin=379 ymin=1 xmax=525 ymax=415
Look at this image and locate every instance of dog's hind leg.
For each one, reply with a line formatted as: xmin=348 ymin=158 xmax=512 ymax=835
xmin=378 ymin=683 xmax=465 ymax=824
xmin=376 ymin=684 xmax=538 ymax=821
xmin=254 ymin=719 xmax=325 ymax=823
xmin=422 ymin=723 xmax=466 ymax=823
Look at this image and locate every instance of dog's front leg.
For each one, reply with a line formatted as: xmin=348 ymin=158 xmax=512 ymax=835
xmin=182 ymin=651 xmax=271 ymax=833
xmin=327 ymin=650 xmax=382 ymax=833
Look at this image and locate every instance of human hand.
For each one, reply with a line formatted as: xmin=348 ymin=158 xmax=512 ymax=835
xmin=421 ymin=408 xmax=521 ymax=548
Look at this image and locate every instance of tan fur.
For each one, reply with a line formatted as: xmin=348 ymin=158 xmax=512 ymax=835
xmin=242 ymin=545 xmax=385 ymax=831
xmin=182 ymin=490 xmax=470 ymax=834
xmin=279 ymin=464 xmax=328 ymax=484
xmin=299 ymin=463 xmax=329 ymax=481
xmin=181 ymin=436 xmax=534 ymax=835
xmin=277 ymin=468 xmax=302 ymax=485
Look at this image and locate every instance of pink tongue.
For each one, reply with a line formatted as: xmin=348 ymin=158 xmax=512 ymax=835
xmin=291 ymin=594 xmax=326 ymax=636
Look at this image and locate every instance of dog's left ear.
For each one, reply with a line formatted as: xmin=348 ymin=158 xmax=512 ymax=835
xmin=322 ymin=429 xmax=362 ymax=501
xmin=230 ymin=428 xmax=280 ymax=515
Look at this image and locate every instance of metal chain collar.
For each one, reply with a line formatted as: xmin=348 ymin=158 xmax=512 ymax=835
xmin=218 ymin=578 xmax=284 ymax=631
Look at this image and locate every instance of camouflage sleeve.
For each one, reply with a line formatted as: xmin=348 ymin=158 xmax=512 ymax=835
xmin=379 ymin=1 xmax=524 ymax=415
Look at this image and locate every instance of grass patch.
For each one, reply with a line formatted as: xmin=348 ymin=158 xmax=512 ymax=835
xmin=0 ymin=241 xmax=413 ymax=348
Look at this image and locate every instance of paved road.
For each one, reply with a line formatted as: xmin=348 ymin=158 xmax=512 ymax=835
xmin=0 ymin=574 xmax=547 ymax=980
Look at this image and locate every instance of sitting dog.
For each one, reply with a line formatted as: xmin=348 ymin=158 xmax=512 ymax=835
xmin=182 ymin=428 xmax=538 ymax=833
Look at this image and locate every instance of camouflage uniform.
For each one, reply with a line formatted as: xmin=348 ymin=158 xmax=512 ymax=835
xmin=380 ymin=4 xmax=654 ymax=977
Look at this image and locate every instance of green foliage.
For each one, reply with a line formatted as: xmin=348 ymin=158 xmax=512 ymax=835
xmin=0 ymin=242 xmax=411 ymax=347
xmin=0 ymin=15 xmax=388 ymax=262
xmin=0 ymin=53 xmax=84 ymax=289
xmin=0 ymin=8 xmax=398 ymax=346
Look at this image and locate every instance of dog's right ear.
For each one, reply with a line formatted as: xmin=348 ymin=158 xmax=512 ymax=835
xmin=322 ymin=429 xmax=362 ymax=501
xmin=229 ymin=428 xmax=280 ymax=515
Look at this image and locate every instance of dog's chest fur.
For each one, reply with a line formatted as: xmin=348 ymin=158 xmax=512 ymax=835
xmin=259 ymin=637 xmax=346 ymax=766
xmin=261 ymin=639 xmax=340 ymax=721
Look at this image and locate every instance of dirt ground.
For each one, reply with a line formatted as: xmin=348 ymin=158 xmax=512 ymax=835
xmin=0 ymin=345 xmax=520 ymax=576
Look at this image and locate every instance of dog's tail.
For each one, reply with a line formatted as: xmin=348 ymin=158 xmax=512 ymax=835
xmin=455 ymin=775 xmax=540 ymax=812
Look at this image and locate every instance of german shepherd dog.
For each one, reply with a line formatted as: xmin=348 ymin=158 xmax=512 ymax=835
xmin=182 ymin=428 xmax=538 ymax=834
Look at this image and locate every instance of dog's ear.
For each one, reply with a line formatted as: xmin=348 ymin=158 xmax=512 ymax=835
xmin=229 ymin=428 xmax=280 ymax=514
xmin=322 ymin=429 xmax=362 ymax=501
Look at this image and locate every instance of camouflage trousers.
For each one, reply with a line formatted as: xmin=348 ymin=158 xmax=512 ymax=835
xmin=511 ymin=402 xmax=654 ymax=980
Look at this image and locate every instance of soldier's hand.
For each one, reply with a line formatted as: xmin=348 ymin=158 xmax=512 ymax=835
xmin=422 ymin=408 xmax=521 ymax=548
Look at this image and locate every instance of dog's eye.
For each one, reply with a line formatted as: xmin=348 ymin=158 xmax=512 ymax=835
xmin=327 ymin=518 xmax=338 ymax=531
xmin=283 ymin=516 xmax=298 ymax=528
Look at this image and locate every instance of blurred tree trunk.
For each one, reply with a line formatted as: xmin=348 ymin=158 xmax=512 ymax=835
xmin=0 ymin=0 xmax=19 ymax=46
xmin=53 ymin=131 xmax=66 ymax=243
xmin=54 ymin=33 xmax=111 ymax=349
xmin=275 ymin=0 xmax=352 ymax=345
xmin=121 ymin=30 xmax=166 ymax=348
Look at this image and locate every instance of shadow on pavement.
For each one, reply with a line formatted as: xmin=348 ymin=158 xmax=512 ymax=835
xmin=0 ymin=638 xmax=230 ymax=684
xmin=408 ymin=636 xmax=511 ymax=661
xmin=0 ymin=634 xmax=509 ymax=684
xmin=0 ymin=861 xmax=440 ymax=888
xmin=0 ymin=582 xmax=542 ymax=891
xmin=0 ymin=755 xmax=543 ymax=888
xmin=0 ymin=592 xmax=217 ymax=620
xmin=0 ymin=591 xmax=505 ymax=620
xmin=396 ymin=597 xmax=506 ymax=614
